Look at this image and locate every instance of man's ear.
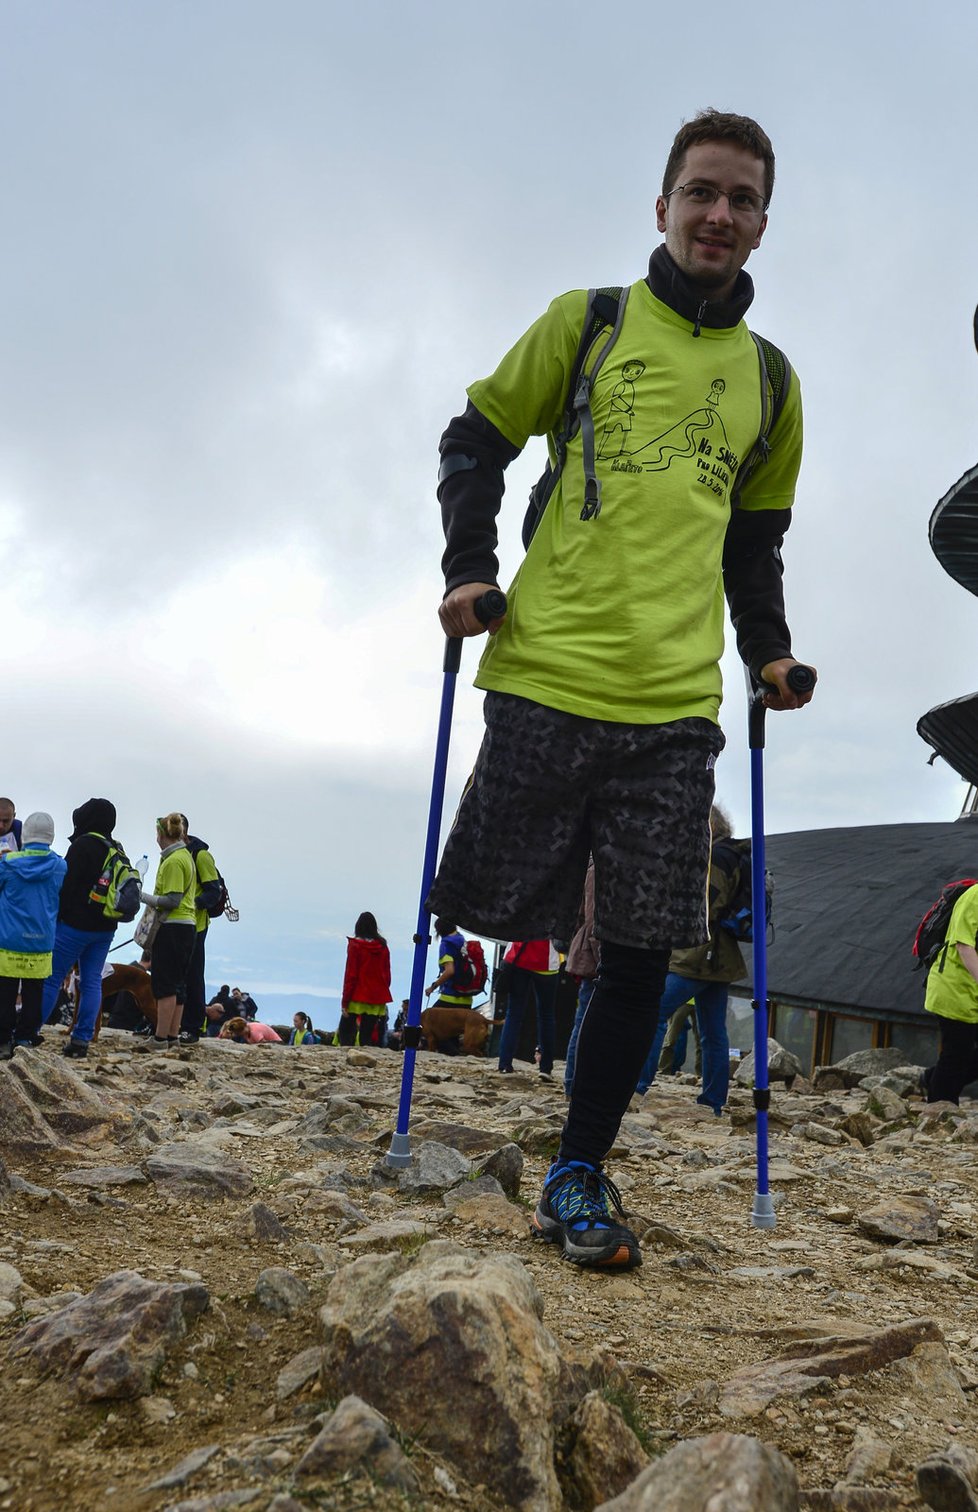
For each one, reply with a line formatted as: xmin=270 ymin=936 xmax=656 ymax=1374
xmin=655 ymin=195 xmax=668 ymax=234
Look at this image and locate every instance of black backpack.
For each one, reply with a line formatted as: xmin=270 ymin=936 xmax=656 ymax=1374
xmin=912 ymin=879 xmax=978 ymax=972
xmin=522 ymin=285 xmax=792 ymax=549
xmin=186 ymin=836 xmax=234 ymax=921
xmin=712 ymin=837 xmax=772 ymax=944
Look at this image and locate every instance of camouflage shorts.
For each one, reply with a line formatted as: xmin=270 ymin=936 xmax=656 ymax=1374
xmin=426 ymin=693 xmax=724 ymax=950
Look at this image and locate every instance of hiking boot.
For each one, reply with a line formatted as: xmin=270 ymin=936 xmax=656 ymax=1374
xmin=178 ymin=1032 xmax=199 ymax=1045
xmin=531 ymin=1160 xmax=641 ymax=1269
xmin=15 ymin=1034 xmax=43 ymax=1048
xmin=0 ymin=1040 xmax=14 ymax=1061
xmin=62 ymin=1039 xmax=88 ymax=1059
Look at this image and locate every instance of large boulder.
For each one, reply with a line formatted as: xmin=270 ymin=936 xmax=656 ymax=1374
xmin=734 ymin=1039 xmax=803 ymax=1086
xmin=10 ymin=1269 xmax=209 ymax=1400
xmin=595 ymin=1432 xmax=798 ymax=1511
xmin=319 ymin=1239 xmax=621 ymax=1511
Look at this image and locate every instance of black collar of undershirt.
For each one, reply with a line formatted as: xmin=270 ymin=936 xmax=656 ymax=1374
xmin=646 ymin=244 xmax=754 ymax=334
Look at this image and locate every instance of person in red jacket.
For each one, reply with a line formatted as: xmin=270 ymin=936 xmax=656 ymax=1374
xmin=341 ymin=911 xmax=392 ymax=1047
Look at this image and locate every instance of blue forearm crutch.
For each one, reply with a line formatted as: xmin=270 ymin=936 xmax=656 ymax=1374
xmin=747 ymin=662 xmax=816 ymax=1228
xmin=387 ymin=589 xmax=507 ymax=1168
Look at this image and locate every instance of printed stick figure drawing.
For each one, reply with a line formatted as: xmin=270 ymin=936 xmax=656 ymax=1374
xmin=598 ymin=360 xmax=645 ymax=458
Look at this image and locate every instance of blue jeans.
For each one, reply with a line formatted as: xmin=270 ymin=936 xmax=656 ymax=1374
xmin=497 ymin=968 xmax=558 ymax=1074
xmin=637 ymin=974 xmax=730 ymax=1112
xmin=41 ymin=922 xmax=115 ymax=1044
xmin=563 ymin=977 xmax=596 ymax=1094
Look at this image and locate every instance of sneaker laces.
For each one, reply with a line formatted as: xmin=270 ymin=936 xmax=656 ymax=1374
xmin=545 ymin=1162 xmax=626 ymax=1232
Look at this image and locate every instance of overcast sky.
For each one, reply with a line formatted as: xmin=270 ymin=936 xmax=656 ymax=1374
xmin=2 ymin=1 xmax=976 ymax=1026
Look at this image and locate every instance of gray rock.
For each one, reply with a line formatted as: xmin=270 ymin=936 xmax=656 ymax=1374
xmin=295 ymin=1393 xmax=419 ymax=1493
xmin=320 ymin=1238 xmax=617 ymax=1509
xmin=10 ymin=1269 xmax=209 ymax=1400
xmin=442 ymin=1173 xmax=506 ymax=1210
xmin=795 ymin=1121 xmax=847 ymax=1146
xmin=475 ymin=1141 xmax=524 ymax=1199
xmin=734 ymin=1039 xmax=803 ymax=1086
xmin=237 ymin=1202 xmax=290 ymax=1241
xmin=832 ymin=1048 xmax=916 ymax=1087
xmin=865 ymin=1085 xmax=910 ymax=1123
xmin=843 ymin=1426 xmax=893 ymax=1484
xmin=394 ymin=1140 xmax=471 ymax=1194
xmin=916 ymin=1442 xmax=978 ymax=1512
xmin=145 ymin=1142 xmax=253 ymax=1198
xmin=61 ymin=1165 xmax=147 ymax=1187
xmin=255 ymin=1267 xmax=311 ymax=1317
xmin=144 ymin=1444 xmax=221 ymax=1490
xmin=276 ymin=1345 xmax=327 ymax=1399
xmin=719 ymin=1317 xmax=944 ymax=1417
xmin=0 ymin=1261 xmax=24 ymax=1305
xmin=560 ymin=1389 xmax=649 ymax=1509
xmin=0 ymin=1054 xmax=119 ymax=1151
xmin=595 ymin=1432 xmax=798 ymax=1510
xmin=857 ymin=1196 xmax=940 ymax=1245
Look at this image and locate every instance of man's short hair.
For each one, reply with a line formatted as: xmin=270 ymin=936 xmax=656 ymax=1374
xmin=662 ymin=108 xmax=775 ymax=207
xmin=434 ymin=917 xmax=456 ymax=938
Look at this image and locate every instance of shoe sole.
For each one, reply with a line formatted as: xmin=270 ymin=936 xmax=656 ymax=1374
xmin=530 ymin=1210 xmax=642 ymax=1270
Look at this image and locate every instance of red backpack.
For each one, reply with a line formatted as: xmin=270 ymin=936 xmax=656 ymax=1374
xmin=912 ymin=879 xmax=978 ymax=971
xmin=454 ymin=938 xmax=488 ymax=995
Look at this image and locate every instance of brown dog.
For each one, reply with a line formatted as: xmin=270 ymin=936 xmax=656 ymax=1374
xmin=74 ymin=963 xmax=159 ymax=1042
xmin=420 ymin=1005 xmax=503 ymax=1056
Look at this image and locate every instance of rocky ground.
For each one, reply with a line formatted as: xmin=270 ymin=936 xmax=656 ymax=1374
xmin=3 ymin=1031 xmax=978 ymax=1512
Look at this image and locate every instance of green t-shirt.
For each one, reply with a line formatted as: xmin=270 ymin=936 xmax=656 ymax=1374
xmin=469 ymin=279 xmax=803 ymax=725
xmin=192 ymin=846 xmax=219 ymax=933
xmin=154 ymin=845 xmax=198 ymax=927
xmin=925 ymin=884 xmax=978 ymax=1024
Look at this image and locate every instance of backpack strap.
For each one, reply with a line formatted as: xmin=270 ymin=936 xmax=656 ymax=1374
xmin=574 ymin=287 xmax=628 ymax=521
xmin=552 ymin=286 xmax=627 ymax=512
xmin=731 ymin=332 xmax=792 ymax=508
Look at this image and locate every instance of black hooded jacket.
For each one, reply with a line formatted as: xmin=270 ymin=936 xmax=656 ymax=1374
xmin=58 ymin=798 xmax=119 ymax=934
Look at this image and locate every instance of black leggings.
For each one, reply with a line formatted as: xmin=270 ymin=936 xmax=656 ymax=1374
xmin=0 ymin=976 xmax=44 ymax=1042
xmin=927 ymin=1015 xmax=978 ymax=1105
xmin=558 ymin=940 xmax=670 ymax=1166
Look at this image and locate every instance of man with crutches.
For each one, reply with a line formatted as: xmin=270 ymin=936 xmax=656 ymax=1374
xmin=428 ymin=109 xmax=815 ymax=1270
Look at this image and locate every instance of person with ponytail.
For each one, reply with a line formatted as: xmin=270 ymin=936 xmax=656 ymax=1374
xmin=138 ymin=813 xmax=197 ymax=1050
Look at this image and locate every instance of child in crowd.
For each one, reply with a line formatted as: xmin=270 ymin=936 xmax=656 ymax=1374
xmin=0 ymin=813 xmax=66 ymax=1058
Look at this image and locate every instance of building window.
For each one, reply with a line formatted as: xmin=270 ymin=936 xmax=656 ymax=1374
xmin=829 ymin=1014 xmax=875 ymax=1062
xmin=771 ymin=1004 xmax=817 ymax=1075
xmin=888 ymin=1021 xmax=939 ymax=1066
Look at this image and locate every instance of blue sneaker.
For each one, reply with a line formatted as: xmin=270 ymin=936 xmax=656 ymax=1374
xmin=531 ymin=1161 xmax=641 ymax=1269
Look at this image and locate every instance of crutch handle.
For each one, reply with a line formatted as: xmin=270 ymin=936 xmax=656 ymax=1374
xmin=444 ymin=590 xmax=509 ymax=672
xmin=757 ymin=663 xmax=817 ymax=698
xmin=474 ymin=589 xmax=508 ymax=625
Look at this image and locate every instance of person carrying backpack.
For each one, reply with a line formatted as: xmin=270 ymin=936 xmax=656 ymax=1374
xmin=426 ymin=109 xmax=816 ymax=1270
xmin=922 ymin=881 xmax=978 ymax=1104
xmin=425 ymin=918 xmax=479 ymax=1010
xmin=635 ymin=804 xmax=746 ymax=1112
xmin=497 ymin=939 xmax=563 ymax=1077
xmin=0 ymin=813 xmax=66 ymax=1057
xmin=178 ymin=816 xmax=226 ymax=1044
xmin=40 ymin=797 xmax=129 ymax=1058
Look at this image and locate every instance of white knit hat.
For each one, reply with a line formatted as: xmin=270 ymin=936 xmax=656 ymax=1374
xmin=22 ymin=812 xmax=55 ymax=846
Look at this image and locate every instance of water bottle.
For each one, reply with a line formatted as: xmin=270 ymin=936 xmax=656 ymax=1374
xmin=136 ymin=854 xmax=149 ymax=880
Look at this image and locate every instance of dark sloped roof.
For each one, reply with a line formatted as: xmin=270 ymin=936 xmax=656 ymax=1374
xmin=744 ymin=821 xmax=978 ymax=1017
xmin=930 ymin=462 xmax=978 ymax=597
xmin=917 ymin=692 xmax=978 ymax=787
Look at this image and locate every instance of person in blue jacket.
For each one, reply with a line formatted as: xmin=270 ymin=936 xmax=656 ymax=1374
xmin=0 ymin=812 xmax=66 ymax=1057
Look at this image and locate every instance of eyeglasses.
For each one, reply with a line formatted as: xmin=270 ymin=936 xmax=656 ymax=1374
xmin=665 ymin=181 xmax=767 ymax=217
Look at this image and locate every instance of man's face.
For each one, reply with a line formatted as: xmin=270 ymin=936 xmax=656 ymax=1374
xmin=656 ymin=141 xmax=768 ymax=299
xmin=0 ymin=805 xmax=14 ymax=836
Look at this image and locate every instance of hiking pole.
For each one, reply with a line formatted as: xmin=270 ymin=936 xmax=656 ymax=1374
xmin=748 ymin=662 xmax=817 ymax=1229
xmin=108 ymin=936 xmax=136 ymax=954
xmin=387 ymin=588 xmax=508 ymax=1169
